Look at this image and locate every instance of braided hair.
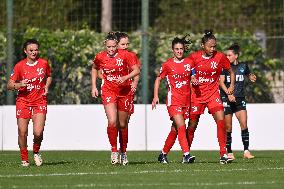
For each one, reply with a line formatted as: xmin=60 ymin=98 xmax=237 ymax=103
xmin=201 ymin=29 xmax=216 ymax=44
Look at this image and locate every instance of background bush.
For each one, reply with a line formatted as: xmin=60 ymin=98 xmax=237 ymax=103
xmin=0 ymin=28 xmax=281 ymax=104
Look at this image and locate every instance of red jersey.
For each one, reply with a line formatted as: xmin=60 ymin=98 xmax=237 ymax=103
xmin=10 ymin=58 xmax=51 ymax=105
xmin=158 ymin=57 xmax=194 ymax=106
xmin=189 ymin=50 xmax=231 ymax=103
xmin=128 ymin=51 xmax=141 ymax=68
xmin=93 ymin=49 xmax=137 ymax=95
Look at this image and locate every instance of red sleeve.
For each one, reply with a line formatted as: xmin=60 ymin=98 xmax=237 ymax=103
xmin=157 ymin=63 xmax=168 ymax=79
xmin=188 ymin=58 xmax=195 ymax=69
xmin=132 ymin=52 xmax=141 ymax=68
xmin=10 ymin=63 xmax=20 ymax=81
xmin=221 ymin=53 xmax=231 ymax=70
xmin=125 ymin=51 xmax=137 ymax=68
xmin=188 ymin=53 xmax=196 ymax=66
xmin=46 ymin=61 xmax=51 ymax=77
xmin=92 ymin=54 xmax=101 ymax=70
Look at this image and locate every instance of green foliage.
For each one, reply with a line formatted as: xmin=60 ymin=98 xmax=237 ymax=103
xmin=0 ymin=28 xmax=282 ymax=104
xmin=151 ymin=31 xmax=282 ymax=103
xmin=0 ymin=32 xmax=7 ymax=105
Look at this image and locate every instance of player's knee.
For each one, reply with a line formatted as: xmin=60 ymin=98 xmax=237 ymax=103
xmin=108 ymin=120 xmax=117 ymax=127
xmin=18 ymin=132 xmax=28 ymax=138
xmin=118 ymin=120 xmax=128 ymax=129
xmin=33 ymin=131 xmax=43 ymax=139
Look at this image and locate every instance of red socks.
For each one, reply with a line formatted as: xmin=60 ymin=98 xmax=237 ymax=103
xmin=119 ymin=127 xmax=128 ymax=153
xmin=33 ymin=143 xmax=40 ymax=154
xmin=178 ymin=125 xmax=189 ymax=153
xmin=20 ymin=147 xmax=28 ymax=161
xmin=107 ymin=125 xmax=118 ymax=152
xmin=187 ymin=126 xmax=196 ymax=151
xmin=217 ymin=120 xmax=227 ymax=156
xmin=162 ymin=129 xmax=177 ymax=154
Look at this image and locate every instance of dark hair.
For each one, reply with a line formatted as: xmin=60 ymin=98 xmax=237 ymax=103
xmin=104 ymin=32 xmax=118 ymax=43
xmin=23 ymin=38 xmax=40 ymax=50
xmin=115 ymin=32 xmax=129 ymax=42
xmin=201 ymin=29 xmax=216 ymax=44
xmin=172 ymin=34 xmax=192 ymax=52
xmin=228 ymin=43 xmax=240 ymax=55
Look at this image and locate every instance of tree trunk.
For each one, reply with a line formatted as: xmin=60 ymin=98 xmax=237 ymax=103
xmin=101 ymin=0 xmax=112 ymax=32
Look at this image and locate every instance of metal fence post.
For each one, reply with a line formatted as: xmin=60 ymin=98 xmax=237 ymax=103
xmin=6 ymin=0 xmax=14 ymax=105
xmin=141 ymin=0 xmax=149 ymax=104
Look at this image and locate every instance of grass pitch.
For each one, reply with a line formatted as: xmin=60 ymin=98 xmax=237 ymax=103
xmin=0 ymin=151 xmax=284 ymax=189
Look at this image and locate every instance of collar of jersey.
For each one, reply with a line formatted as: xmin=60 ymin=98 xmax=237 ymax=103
xmin=26 ymin=60 xmax=38 ymax=66
xmin=173 ymin=58 xmax=184 ymax=63
xmin=107 ymin=53 xmax=118 ymax=58
xmin=201 ymin=54 xmax=212 ymax=59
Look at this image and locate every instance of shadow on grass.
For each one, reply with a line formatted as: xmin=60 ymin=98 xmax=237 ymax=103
xmin=43 ymin=161 xmax=73 ymax=166
xmin=129 ymin=161 xmax=158 ymax=165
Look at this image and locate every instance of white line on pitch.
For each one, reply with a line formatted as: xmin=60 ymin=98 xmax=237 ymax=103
xmin=2 ymin=181 xmax=282 ymax=188
xmin=0 ymin=167 xmax=283 ymax=178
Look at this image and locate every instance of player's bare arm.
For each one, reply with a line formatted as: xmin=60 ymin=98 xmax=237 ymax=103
xmin=117 ymin=64 xmax=140 ymax=84
xmin=152 ymin=76 xmax=161 ymax=110
xmin=219 ymin=75 xmax=229 ymax=94
xmin=43 ymin=76 xmax=52 ymax=96
xmin=91 ymin=64 xmax=99 ymax=98
xmin=227 ymin=67 xmax=235 ymax=95
xmin=7 ymin=79 xmax=28 ymax=91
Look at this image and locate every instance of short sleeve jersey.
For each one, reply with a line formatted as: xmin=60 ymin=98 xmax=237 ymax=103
xmin=10 ymin=58 xmax=51 ymax=104
xmin=158 ymin=57 xmax=194 ymax=106
xmin=189 ymin=50 xmax=231 ymax=103
xmin=93 ymin=49 xmax=137 ymax=94
xmin=128 ymin=51 xmax=141 ymax=68
xmin=220 ymin=62 xmax=251 ymax=98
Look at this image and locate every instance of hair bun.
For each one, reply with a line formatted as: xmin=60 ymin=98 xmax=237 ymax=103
xmin=204 ymin=29 xmax=213 ymax=36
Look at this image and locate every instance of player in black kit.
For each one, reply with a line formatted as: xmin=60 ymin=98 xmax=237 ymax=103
xmin=219 ymin=43 xmax=257 ymax=160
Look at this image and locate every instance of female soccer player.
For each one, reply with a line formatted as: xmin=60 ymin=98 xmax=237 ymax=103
xmin=186 ymin=30 xmax=236 ymax=164
xmin=7 ymin=39 xmax=52 ymax=167
xmin=91 ymin=32 xmax=140 ymax=165
xmin=114 ymin=32 xmax=140 ymax=164
xmin=152 ymin=36 xmax=195 ymax=164
xmin=219 ymin=43 xmax=256 ymax=160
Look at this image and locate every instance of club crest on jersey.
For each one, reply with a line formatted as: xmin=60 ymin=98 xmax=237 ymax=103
xmin=184 ymin=64 xmax=191 ymax=71
xmin=116 ymin=58 xmax=123 ymax=66
xmin=211 ymin=61 xmax=218 ymax=69
xmin=240 ymin=68 xmax=245 ymax=73
xmin=37 ymin=68 xmax=44 ymax=75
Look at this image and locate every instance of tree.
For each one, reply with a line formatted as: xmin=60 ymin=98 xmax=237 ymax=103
xmin=101 ymin=0 xmax=112 ymax=32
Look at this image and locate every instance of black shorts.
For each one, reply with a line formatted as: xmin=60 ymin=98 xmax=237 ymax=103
xmin=221 ymin=97 xmax=246 ymax=115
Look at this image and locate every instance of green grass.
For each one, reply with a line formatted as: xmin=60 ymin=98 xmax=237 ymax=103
xmin=0 ymin=151 xmax=284 ymax=189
